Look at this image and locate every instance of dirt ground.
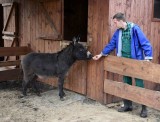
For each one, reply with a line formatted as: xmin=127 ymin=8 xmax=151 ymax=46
xmin=0 ymin=81 xmax=160 ymax=122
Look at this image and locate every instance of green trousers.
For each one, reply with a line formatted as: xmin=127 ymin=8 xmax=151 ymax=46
xmin=123 ymin=76 xmax=144 ymax=88
xmin=122 ymin=53 xmax=144 ymax=88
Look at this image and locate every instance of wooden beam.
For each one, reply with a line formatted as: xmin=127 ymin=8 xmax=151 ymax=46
xmin=2 ymin=31 xmax=16 ymax=36
xmin=38 ymin=35 xmax=62 ymax=40
xmin=0 ymin=46 xmax=31 ymax=56
xmin=104 ymin=55 xmax=160 ymax=84
xmin=3 ymin=3 xmax=14 ymax=32
xmin=0 ymin=69 xmax=23 ymax=81
xmin=60 ymin=40 xmax=88 ymax=49
xmin=0 ymin=60 xmax=20 ymax=67
xmin=2 ymin=3 xmax=13 ymax=7
xmin=2 ymin=36 xmax=15 ymax=41
xmin=104 ymin=79 xmax=160 ymax=110
xmin=5 ymin=38 xmax=16 ymax=61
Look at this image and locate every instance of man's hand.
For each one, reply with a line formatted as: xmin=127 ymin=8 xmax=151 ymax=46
xmin=92 ymin=54 xmax=103 ymax=60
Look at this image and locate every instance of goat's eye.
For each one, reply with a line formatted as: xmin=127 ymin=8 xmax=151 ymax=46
xmin=80 ymin=49 xmax=84 ymax=52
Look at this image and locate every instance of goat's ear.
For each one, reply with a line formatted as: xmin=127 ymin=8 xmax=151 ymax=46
xmin=72 ymin=36 xmax=77 ymax=45
xmin=76 ymin=35 xmax=80 ymax=42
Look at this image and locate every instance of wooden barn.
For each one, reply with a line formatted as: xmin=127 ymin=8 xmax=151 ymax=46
xmin=0 ymin=0 xmax=160 ymax=110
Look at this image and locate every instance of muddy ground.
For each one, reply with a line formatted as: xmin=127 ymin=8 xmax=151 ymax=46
xmin=0 ymin=81 xmax=160 ymax=122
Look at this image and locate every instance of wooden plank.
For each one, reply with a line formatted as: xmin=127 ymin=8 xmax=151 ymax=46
xmin=104 ymin=79 xmax=160 ymax=110
xmin=5 ymin=38 xmax=16 ymax=61
xmin=86 ymin=0 xmax=98 ymax=100
xmin=2 ymin=31 xmax=15 ymax=36
xmin=0 ymin=60 xmax=20 ymax=67
xmin=0 ymin=68 xmax=23 ymax=81
xmin=2 ymin=3 xmax=13 ymax=7
xmin=38 ymin=35 xmax=62 ymax=40
xmin=14 ymin=2 xmax=18 ymax=37
xmin=0 ymin=46 xmax=31 ymax=56
xmin=104 ymin=55 xmax=160 ymax=84
xmin=104 ymin=71 xmax=114 ymax=104
xmin=3 ymin=3 xmax=14 ymax=32
xmin=2 ymin=35 xmax=15 ymax=41
xmin=87 ymin=0 xmax=110 ymax=102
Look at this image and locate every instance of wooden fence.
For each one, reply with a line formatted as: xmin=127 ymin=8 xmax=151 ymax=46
xmin=0 ymin=46 xmax=31 ymax=81
xmin=104 ymin=55 xmax=160 ymax=110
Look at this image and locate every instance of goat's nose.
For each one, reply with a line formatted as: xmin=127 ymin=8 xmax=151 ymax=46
xmin=87 ymin=51 xmax=93 ymax=59
xmin=89 ymin=54 xmax=93 ymax=58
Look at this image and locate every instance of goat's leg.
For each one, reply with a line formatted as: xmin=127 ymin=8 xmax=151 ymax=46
xmin=22 ymin=73 xmax=36 ymax=96
xmin=22 ymin=80 xmax=29 ymax=96
xmin=30 ymin=75 xmax=41 ymax=96
xmin=33 ymin=80 xmax=41 ymax=96
xmin=58 ymin=76 xmax=65 ymax=101
xmin=62 ymin=89 xmax=66 ymax=97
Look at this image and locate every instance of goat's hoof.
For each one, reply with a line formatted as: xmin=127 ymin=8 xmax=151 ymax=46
xmin=22 ymin=92 xmax=27 ymax=96
xmin=18 ymin=95 xmax=25 ymax=98
xmin=36 ymin=93 xmax=41 ymax=97
xmin=60 ymin=96 xmax=66 ymax=101
xmin=60 ymin=97 xmax=64 ymax=101
xmin=19 ymin=94 xmax=27 ymax=98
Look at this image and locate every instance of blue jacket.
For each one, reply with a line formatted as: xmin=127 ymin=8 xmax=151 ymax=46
xmin=101 ymin=23 xmax=153 ymax=60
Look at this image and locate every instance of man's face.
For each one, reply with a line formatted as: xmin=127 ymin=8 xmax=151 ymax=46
xmin=113 ymin=18 xmax=123 ymax=29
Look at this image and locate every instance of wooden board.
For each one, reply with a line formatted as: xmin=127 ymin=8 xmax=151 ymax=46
xmin=0 ymin=46 xmax=31 ymax=56
xmin=0 ymin=68 xmax=23 ymax=81
xmin=104 ymin=55 xmax=160 ymax=84
xmin=0 ymin=60 xmax=20 ymax=67
xmin=86 ymin=0 xmax=109 ymax=103
xmin=104 ymin=79 xmax=160 ymax=110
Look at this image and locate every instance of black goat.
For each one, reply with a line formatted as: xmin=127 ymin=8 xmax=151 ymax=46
xmin=21 ymin=37 xmax=92 ymax=100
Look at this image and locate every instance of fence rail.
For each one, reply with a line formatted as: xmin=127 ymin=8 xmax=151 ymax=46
xmin=0 ymin=46 xmax=31 ymax=81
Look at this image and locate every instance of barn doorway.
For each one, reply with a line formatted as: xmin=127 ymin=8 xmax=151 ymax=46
xmin=63 ymin=0 xmax=88 ymax=42
xmin=0 ymin=4 xmax=4 ymax=61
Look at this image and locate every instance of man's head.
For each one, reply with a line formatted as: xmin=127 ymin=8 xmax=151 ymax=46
xmin=113 ymin=13 xmax=127 ymax=29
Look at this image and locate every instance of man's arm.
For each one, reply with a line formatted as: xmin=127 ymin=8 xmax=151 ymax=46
xmin=134 ymin=26 xmax=153 ymax=60
xmin=93 ymin=31 xmax=118 ymax=60
xmin=101 ymin=31 xmax=117 ymax=55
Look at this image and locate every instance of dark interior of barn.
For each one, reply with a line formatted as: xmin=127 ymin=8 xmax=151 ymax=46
xmin=154 ymin=0 xmax=160 ymax=18
xmin=0 ymin=4 xmax=4 ymax=61
xmin=64 ymin=0 xmax=88 ymax=42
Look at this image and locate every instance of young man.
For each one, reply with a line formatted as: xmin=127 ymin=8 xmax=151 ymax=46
xmin=93 ymin=13 xmax=153 ymax=118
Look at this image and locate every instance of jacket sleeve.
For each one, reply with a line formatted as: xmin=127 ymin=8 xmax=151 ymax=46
xmin=134 ymin=26 xmax=153 ymax=59
xmin=101 ymin=31 xmax=117 ymax=55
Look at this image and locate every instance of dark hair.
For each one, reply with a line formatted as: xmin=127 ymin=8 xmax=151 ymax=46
xmin=113 ymin=13 xmax=126 ymax=22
